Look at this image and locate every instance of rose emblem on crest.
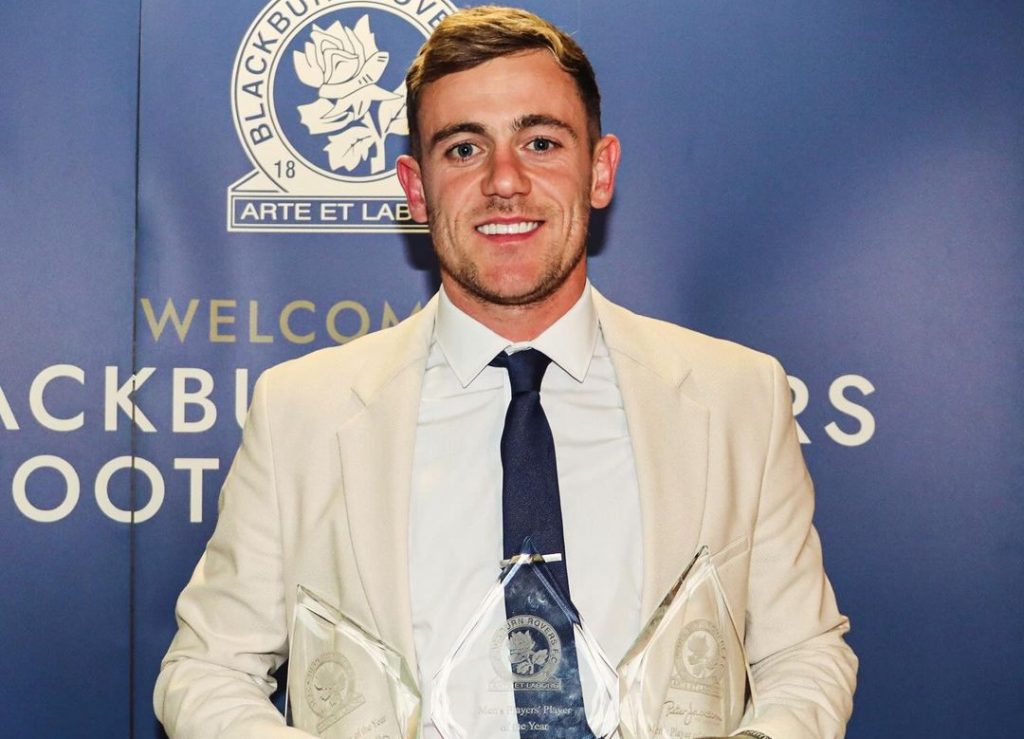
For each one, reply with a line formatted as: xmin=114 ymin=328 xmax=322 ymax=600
xmin=304 ymin=651 xmax=364 ymax=722
xmin=293 ymin=15 xmax=408 ymax=173
xmin=672 ymin=619 xmax=727 ymax=690
xmin=684 ymin=631 xmax=720 ymax=679
xmin=508 ymin=628 xmax=550 ymax=676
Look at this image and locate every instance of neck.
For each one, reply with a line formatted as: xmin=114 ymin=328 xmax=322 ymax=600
xmin=442 ymin=272 xmax=586 ymax=342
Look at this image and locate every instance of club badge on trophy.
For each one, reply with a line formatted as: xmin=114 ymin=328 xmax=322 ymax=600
xmin=618 ymin=546 xmax=754 ymax=739
xmin=432 ymin=541 xmax=620 ymax=738
xmin=288 ymin=586 xmax=421 ymax=738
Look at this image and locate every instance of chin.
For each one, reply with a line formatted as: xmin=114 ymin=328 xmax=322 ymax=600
xmin=482 ymin=275 xmax=572 ymax=306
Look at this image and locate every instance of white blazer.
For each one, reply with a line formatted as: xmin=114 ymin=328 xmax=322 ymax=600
xmin=155 ymin=289 xmax=856 ymax=738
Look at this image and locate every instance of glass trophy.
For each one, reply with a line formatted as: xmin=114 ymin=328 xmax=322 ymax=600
xmin=617 ymin=546 xmax=752 ymax=739
xmin=288 ymin=585 xmax=421 ymax=738
xmin=432 ymin=541 xmax=619 ymax=738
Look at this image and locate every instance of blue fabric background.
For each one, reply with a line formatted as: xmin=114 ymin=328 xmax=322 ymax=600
xmin=1 ymin=1 xmax=1021 ymax=736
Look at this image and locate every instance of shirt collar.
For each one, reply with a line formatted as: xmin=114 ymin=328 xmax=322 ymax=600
xmin=435 ymin=282 xmax=599 ymax=387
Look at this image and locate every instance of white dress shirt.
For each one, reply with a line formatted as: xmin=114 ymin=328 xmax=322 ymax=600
xmin=409 ymin=283 xmax=643 ymax=738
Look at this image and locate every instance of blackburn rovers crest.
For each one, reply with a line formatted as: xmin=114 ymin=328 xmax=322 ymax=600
xmin=489 ymin=615 xmax=564 ymax=691
xmin=304 ymin=651 xmax=365 ymax=732
xmin=229 ymin=0 xmax=458 ymax=233
xmin=672 ymin=619 xmax=727 ymax=697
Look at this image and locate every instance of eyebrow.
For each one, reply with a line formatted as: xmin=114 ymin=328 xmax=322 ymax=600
xmin=429 ymin=122 xmax=486 ymax=153
xmin=427 ymin=114 xmax=579 ymax=154
xmin=512 ymin=114 xmax=578 ymax=140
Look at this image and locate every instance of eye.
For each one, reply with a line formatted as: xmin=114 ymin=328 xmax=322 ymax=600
xmin=445 ymin=142 xmax=478 ymax=160
xmin=527 ymin=137 xmax=558 ymax=153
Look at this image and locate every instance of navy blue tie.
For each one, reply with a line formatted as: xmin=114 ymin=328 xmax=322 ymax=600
xmin=492 ymin=349 xmax=571 ymax=592
xmin=492 ymin=349 xmax=594 ymax=739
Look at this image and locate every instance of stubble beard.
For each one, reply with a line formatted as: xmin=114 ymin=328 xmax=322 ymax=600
xmin=429 ymin=197 xmax=591 ymax=308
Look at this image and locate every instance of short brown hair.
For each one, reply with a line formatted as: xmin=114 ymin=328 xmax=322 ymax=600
xmin=405 ymin=6 xmax=602 ymax=158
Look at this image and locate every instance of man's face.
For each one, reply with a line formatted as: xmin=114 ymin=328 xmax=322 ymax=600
xmin=397 ymin=50 xmax=620 ymax=311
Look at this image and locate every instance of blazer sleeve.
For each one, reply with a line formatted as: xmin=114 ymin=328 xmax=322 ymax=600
xmin=153 ymin=371 xmax=312 ymax=738
xmin=734 ymin=358 xmax=858 ymax=738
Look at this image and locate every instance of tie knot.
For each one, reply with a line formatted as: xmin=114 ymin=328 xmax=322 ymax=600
xmin=491 ymin=348 xmax=552 ymax=394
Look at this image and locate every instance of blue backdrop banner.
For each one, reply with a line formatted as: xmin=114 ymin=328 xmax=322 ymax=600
xmin=1 ymin=1 xmax=1021 ymax=737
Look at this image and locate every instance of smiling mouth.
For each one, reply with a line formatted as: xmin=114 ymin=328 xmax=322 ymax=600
xmin=475 ymin=221 xmax=541 ymax=236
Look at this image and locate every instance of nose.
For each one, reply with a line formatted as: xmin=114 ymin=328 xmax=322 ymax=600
xmin=482 ymin=146 xmax=531 ymax=199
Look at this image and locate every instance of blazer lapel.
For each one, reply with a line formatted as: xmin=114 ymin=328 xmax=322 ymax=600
xmin=594 ymin=292 xmax=710 ymax=620
xmin=335 ymin=298 xmax=436 ymax=675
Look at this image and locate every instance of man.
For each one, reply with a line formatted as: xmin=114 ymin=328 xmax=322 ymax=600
xmin=155 ymin=7 xmax=856 ymax=739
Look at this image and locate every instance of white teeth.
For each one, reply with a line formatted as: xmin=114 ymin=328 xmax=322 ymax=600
xmin=476 ymin=221 xmax=540 ymax=236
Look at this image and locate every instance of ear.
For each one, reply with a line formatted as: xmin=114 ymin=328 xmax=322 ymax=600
xmin=589 ymin=133 xmax=621 ymax=209
xmin=396 ymin=154 xmax=429 ymax=223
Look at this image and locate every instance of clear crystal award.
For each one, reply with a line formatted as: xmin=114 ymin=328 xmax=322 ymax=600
xmin=288 ymin=585 xmax=421 ymax=738
xmin=617 ymin=546 xmax=752 ymax=739
xmin=432 ymin=541 xmax=619 ymax=738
